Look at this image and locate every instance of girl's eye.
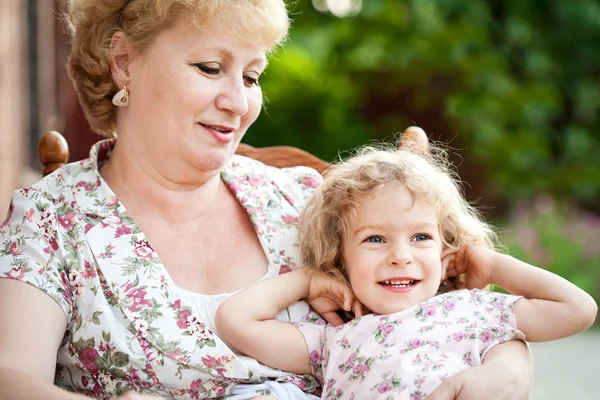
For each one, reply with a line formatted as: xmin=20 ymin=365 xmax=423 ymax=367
xmin=413 ymin=234 xmax=431 ymax=242
xmin=244 ymin=75 xmax=260 ymax=87
xmin=365 ymin=236 xmax=384 ymax=243
xmin=195 ymin=64 xmax=220 ymax=75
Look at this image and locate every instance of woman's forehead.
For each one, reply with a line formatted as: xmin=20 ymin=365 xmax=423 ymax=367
xmin=149 ymin=18 xmax=269 ymax=63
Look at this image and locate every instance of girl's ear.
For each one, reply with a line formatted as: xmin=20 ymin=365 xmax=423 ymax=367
xmin=109 ymin=31 xmax=135 ymax=88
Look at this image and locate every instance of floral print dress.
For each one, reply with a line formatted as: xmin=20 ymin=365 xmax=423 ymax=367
xmin=0 ymin=139 xmax=323 ymax=399
xmin=295 ymin=289 xmax=525 ymax=400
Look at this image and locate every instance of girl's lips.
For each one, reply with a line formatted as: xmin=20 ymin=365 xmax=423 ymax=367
xmin=201 ymin=123 xmax=234 ymax=144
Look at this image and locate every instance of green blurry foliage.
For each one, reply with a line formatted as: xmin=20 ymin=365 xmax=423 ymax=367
xmin=499 ymin=196 xmax=600 ymax=324
xmin=248 ymin=0 xmax=600 ymax=211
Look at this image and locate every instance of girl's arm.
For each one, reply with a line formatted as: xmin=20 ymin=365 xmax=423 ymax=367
xmin=215 ymin=269 xmax=353 ymax=375
xmin=448 ymin=246 xmax=598 ymax=341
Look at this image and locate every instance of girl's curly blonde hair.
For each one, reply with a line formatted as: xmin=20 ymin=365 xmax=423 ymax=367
xmin=66 ymin=0 xmax=289 ymax=137
xmin=299 ymin=140 xmax=498 ymax=294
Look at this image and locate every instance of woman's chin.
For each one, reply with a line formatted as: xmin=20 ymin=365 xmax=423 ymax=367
xmin=190 ymin=149 xmax=234 ymax=173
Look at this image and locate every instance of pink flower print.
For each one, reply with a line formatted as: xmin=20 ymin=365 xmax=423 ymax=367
xmin=6 ymin=266 xmax=24 ymax=280
xmin=105 ymin=196 xmax=118 ymax=207
xmin=408 ymin=338 xmax=424 ymax=349
xmin=129 ymin=289 xmax=153 ymax=312
xmin=201 ymin=355 xmax=220 ymax=368
xmin=58 ymin=213 xmax=77 ymax=230
xmin=227 ymin=182 xmax=240 ymax=195
xmin=215 ymin=385 xmax=226 ymax=397
xmin=352 ymin=364 xmax=363 ymax=374
xmin=177 ymin=310 xmax=192 ymax=329
xmin=79 ymin=347 xmax=99 ymax=374
xmin=283 ymin=194 xmax=295 ymax=206
xmin=479 ymin=330 xmax=492 ymax=343
xmin=75 ymin=181 xmax=94 ymax=191
xmin=25 ymin=208 xmax=35 ymax=222
xmin=81 ymin=375 xmax=89 ymax=388
xmin=190 ymin=379 xmax=203 ymax=391
xmin=247 ymin=175 xmax=264 ymax=186
xmin=281 ymin=214 xmax=298 ymax=224
xmin=172 ymin=299 xmax=182 ymax=311
xmin=279 ymin=264 xmax=292 ymax=274
xmin=133 ymin=240 xmax=154 ymax=262
xmin=384 ymin=325 xmax=394 ymax=335
xmin=114 ymin=223 xmax=132 ymax=238
xmin=310 ymin=350 xmax=320 ymax=364
xmin=8 ymin=241 xmax=23 ymax=255
xmin=445 ymin=301 xmax=455 ymax=311
xmin=452 ymin=332 xmax=465 ymax=342
xmin=121 ymin=281 xmax=153 ymax=312
xmin=43 ymin=237 xmax=59 ymax=254
xmin=84 ymin=223 xmax=94 ymax=233
xmin=363 ymin=364 xmax=370 ymax=372
xmin=303 ymin=176 xmax=320 ymax=188
xmin=378 ymin=383 xmax=390 ymax=393
xmin=424 ymin=305 xmax=436 ymax=317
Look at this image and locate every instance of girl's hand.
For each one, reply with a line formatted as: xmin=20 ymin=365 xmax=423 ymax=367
xmin=442 ymin=245 xmax=498 ymax=290
xmin=306 ymin=273 xmax=363 ymax=326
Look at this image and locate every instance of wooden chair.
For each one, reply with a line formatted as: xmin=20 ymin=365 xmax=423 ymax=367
xmin=38 ymin=127 xmax=430 ymax=176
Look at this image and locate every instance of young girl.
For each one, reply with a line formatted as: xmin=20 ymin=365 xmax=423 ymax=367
xmin=216 ymin=141 xmax=597 ymax=399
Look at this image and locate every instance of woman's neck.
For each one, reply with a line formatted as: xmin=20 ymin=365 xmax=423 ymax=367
xmin=99 ymin=140 xmax=225 ymax=223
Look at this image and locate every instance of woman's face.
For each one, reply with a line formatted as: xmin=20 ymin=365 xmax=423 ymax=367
xmin=125 ymin=15 xmax=267 ymax=180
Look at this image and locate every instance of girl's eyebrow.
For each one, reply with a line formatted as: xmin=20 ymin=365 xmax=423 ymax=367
xmin=354 ymin=221 xmax=438 ymax=236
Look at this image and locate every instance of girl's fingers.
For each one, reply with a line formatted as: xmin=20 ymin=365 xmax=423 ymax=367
xmin=352 ymin=300 xmax=364 ymax=318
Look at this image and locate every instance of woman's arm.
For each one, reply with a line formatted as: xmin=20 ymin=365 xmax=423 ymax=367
xmin=426 ymin=340 xmax=532 ymax=400
xmin=216 ymin=269 xmax=353 ymax=374
xmin=0 ymin=279 xmax=81 ymax=400
xmin=448 ymin=245 xmax=597 ymax=341
xmin=0 ymin=279 xmax=164 ymax=400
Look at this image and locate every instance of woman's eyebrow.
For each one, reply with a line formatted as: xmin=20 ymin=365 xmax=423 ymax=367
xmin=205 ymin=46 xmax=269 ymax=68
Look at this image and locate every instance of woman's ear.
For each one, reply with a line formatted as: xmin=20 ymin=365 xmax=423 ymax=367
xmin=109 ymin=31 xmax=134 ymax=88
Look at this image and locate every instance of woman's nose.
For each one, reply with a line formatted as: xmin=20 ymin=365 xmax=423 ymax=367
xmin=216 ymin=77 xmax=249 ymax=116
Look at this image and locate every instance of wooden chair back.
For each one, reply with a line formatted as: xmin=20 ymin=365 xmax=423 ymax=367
xmin=38 ymin=127 xmax=430 ymax=176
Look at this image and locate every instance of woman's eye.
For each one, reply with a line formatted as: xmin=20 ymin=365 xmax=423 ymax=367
xmin=365 ymin=236 xmax=384 ymax=243
xmin=196 ymin=64 xmax=220 ymax=75
xmin=413 ymin=234 xmax=431 ymax=242
xmin=244 ymin=75 xmax=260 ymax=87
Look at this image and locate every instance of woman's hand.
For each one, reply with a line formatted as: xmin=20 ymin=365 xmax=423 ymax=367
xmin=425 ymin=341 xmax=532 ymax=400
xmin=442 ymin=245 xmax=498 ymax=290
xmin=306 ymin=273 xmax=363 ymax=326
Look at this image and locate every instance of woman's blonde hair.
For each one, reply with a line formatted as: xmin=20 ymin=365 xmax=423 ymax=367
xmin=66 ymin=0 xmax=289 ymax=137
xmin=299 ymin=141 xmax=498 ymax=294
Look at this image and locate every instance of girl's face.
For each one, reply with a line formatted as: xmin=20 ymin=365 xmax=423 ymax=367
xmin=342 ymin=184 xmax=446 ymax=315
xmin=123 ymin=14 xmax=267 ymax=182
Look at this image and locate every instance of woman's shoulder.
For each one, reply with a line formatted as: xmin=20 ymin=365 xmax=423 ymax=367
xmin=227 ymin=154 xmax=323 ymax=201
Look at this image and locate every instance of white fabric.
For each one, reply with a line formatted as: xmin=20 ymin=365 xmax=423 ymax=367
xmin=178 ymin=268 xmax=295 ymax=379
xmin=228 ymin=381 xmax=320 ymax=400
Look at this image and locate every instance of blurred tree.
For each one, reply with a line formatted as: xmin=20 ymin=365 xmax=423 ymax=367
xmin=248 ymin=0 xmax=600 ymax=213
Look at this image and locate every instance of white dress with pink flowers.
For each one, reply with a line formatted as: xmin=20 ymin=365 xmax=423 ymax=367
xmin=295 ymin=289 xmax=525 ymax=400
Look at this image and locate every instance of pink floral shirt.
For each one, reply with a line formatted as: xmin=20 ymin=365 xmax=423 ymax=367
xmin=0 ymin=139 xmax=324 ymax=399
xmin=296 ymin=289 xmax=525 ymax=400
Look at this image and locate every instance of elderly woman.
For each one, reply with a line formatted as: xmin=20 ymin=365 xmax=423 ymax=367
xmin=0 ymin=0 xmax=532 ymax=399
